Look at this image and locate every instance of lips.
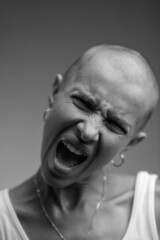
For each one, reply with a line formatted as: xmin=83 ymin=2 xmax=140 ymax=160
xmin=55 ymin=139 xmax=88 ymax=171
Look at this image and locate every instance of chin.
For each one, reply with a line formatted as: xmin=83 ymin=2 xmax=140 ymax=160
xmin=40 ymin=165 xmax=79 ymax=188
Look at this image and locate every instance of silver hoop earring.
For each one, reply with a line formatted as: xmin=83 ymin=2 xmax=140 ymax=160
xmin=43 ymin=108 xmax=51 ymax=122
xmin=111 ymin=153 xmax=125 ymax=167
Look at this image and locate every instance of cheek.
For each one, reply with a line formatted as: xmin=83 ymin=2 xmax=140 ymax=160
xmin=96 ymin=131 xmax=125 ymax=166
xmin=46 ymin=99 xmax=82 ymax=135
xmin=41 ymin=99 xmax=84 ymax=155
xmin=44 ymin=101 xmax=69 ymax=131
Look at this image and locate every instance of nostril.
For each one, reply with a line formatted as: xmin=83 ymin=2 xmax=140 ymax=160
xmin=77 ymin=122 xmax=84 ymax=132
xmin=93 ymin=134 xmax=99 ymax=142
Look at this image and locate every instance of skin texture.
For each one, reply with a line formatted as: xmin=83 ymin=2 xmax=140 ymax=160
xmin=9 ymin=45 xmax=160 ymax=239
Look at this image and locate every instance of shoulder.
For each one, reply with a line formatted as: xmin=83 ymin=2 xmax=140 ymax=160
xmin=107 ymin=171 xmax=136 ymax=190
xmin=155 ymin=177 xmax=160 ymax=238
xmin=105 ymin=171 xmax=136 ymax=201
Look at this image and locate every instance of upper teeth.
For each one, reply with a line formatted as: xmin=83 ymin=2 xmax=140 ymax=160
xmin=62 ymin=140 xmax=86 ymax=157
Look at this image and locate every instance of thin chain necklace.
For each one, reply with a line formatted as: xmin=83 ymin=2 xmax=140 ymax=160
xmin=33 ymin=173 xmax=106 ymax=240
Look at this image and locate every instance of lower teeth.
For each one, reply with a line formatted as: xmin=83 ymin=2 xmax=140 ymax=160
xmin=55 ymin=158 xmax=72 ymax=170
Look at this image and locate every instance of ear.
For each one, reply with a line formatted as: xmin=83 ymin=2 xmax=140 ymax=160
xmin=52 ymin=74 xmax=63 ymax=96
xmin=125 ymin=131 xmax=147 ymax=151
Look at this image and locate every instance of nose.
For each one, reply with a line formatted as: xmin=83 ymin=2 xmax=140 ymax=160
xmin=76 ymin=119 xmax=100 ymax=143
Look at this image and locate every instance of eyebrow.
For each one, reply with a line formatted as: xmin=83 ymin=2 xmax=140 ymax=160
xmin=71 ymin=88 xmax=99 ymax=105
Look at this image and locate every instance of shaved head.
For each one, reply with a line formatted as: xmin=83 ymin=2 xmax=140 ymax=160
xmin=62 ymin=45 xmax=159 ymax=131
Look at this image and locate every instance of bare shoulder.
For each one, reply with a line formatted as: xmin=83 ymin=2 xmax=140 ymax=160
xmin=108 ymin=171 xmax=136 ymax=188
xmin=106 ymin=171 xmax=136 ymax=200
xmin=155 ymin=177 xmax=160 ymax=238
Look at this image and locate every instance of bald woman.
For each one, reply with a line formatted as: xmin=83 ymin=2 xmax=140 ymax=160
xmin=0 ymin=45 xmax=159 ymax=240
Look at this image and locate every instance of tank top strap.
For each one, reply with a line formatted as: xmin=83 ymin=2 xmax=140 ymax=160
xmin=123 ymin=171 xmax=159 ymax=240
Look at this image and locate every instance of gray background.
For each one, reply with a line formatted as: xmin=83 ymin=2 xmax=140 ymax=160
xmin=0 ymin=0 xmax=160 ymax=189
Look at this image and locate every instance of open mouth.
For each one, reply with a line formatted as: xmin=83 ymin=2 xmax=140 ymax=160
xmin=55 ymin=139 xmax=88 ymax=170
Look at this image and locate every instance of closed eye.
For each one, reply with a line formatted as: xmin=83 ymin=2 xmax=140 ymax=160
xmin=72 ymin=96 xmax=95 ymax=111
xmin=105 ymin=119 xmax=128 ymax=135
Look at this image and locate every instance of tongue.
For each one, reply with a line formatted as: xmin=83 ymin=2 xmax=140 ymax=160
xmin=56 ymin=141 xmax=86 ymax=167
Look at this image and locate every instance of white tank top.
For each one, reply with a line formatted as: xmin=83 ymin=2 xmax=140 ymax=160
xmin=123 ymin=171 xmax=159 ymax=240
xmin=0 ymin=172 xmax=159 ymax=240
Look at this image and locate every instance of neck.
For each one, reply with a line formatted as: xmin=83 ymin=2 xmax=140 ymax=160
xmin=35 ymin=169 xmax=105 ymax=212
